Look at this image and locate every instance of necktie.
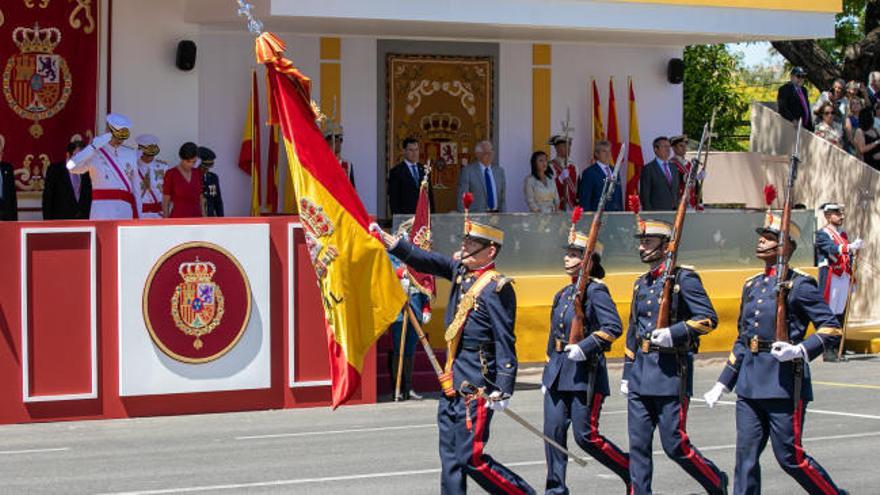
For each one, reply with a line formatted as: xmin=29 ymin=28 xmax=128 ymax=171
xmin=795 ymin=86 xmax=810 ymax=126
xmin=484 ymin=167 xmax=496 ymax=210
xmin=661 ymin=161 xmax=672 ymax=184
xmin=410 ymin=164 xmax=419 ymax=183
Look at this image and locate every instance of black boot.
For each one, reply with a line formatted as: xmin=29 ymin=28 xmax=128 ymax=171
xmin=389 ymin=353 xmax=401 ymax=401
xmin=402 ymin=357 xmax=421 ymax=400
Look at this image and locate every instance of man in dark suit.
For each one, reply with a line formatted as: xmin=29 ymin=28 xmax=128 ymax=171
xmin=388 ymin=137 xmax=434 ymax=217
xmin=0 ymin=135 xmax=18 ymax=221
xmin=777 ymin=67 xmax=814 ymax=131
xmin=43 ymin=140 xmax=92 ymax=220
xmin=577 ymin=140 xmax=623 ymax=211
xmin=638 ymin=136 xmax=680 ymax=211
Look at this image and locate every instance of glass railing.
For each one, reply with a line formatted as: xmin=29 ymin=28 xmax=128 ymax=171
xmin=393 ymin=209 xmax=817 ymax=274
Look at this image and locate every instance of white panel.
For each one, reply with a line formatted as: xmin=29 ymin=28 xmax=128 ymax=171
xmin=498 ymin=42 xmax=532 ymax=213
xmin=20 ymin=227 xmax=98 ymax=403
xmin=117 ymin=224 xmax=271 ymax=396
xmin=341 ymin=37 xmax=379 ymax=215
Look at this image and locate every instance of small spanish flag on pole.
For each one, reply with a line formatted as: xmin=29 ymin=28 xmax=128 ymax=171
xmin=238 ymin=69 xmax=262 ymax=216
xmin=256 ymin=32 xmax=406 ymax=408
xmin=626 ymin=77 xmax=645 ymax=207
xmin=266 ymin=123 xmax=280 ymax=213
xmin=607 ymin=77 xmax=622 ymax=162
xmin=591 ymin=78 xmax=605 ymax=147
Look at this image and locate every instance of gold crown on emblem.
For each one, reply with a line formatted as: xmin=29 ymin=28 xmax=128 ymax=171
xmin=178 ymin=259 xmax=217 ymax=283
xmin=420 ymin=112 xmax=461 ymax=140
xmin=13 ymin=24 xmax=62 ymax=54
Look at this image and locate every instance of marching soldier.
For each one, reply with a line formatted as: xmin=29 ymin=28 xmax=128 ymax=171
xmin=67 ymin=113 xmax=141 ymax=220
xmin=378 ymin=215 xmax=535 ymax=495
xmin=542 ymin=232 xmax=630 ymax=494
xmin=135 ymin=134 xmax=165 ymax=219
xmin=703 ymin=213 xmax=849 ymax=495
xmin=548 ymin=135 xmax=577 ymax=211
xmin=622 ymin=219 xmax=728 ymax=495
xmin=199 ymin=146 xmax=225 ymax=217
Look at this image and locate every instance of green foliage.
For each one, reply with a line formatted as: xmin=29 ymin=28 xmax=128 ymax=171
xmin=817 ymin=0 xmax=867 ymax=64
xmin=683 ymin=45 xmax=749 ymax=151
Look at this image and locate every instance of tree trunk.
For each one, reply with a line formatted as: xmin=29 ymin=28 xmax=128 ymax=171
xmin=770 ymin=40 xmax=840 ymax=89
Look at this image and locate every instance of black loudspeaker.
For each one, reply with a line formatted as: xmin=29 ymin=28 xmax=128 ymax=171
xmin=176 ymin=40 xmax=197 ymax=71
xmin=667 ymin=58 xmax=684 ymax=84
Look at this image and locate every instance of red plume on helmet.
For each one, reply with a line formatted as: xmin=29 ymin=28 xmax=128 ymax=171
xmin=570 ymin=206 xmax=583 ymax=225
xmin=763 ymin=184 xmax=777 ymax=208
xmin=462 ymin=192 xmax=474 ymax=211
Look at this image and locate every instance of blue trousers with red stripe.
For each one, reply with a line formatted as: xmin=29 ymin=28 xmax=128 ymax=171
xmin=438 ymin=393 xmax=536 ymax=495
xmin=543 ymin=388 xmax=630 ymax=494
xmin=734 ymin=397 xmax=844 ymax=495
xmin=627 ymin=394 xmax=725 ymax=495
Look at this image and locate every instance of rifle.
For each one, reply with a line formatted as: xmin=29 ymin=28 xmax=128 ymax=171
xmin=695 ymin=109 xmax=717 ymax=207
xmin=774 ymin=121 xmax=803 ymax=408
xmin=568 ymin=143 xmax=627 ymax=344
xmin=655 ymin=123 xmax=709 ymax=330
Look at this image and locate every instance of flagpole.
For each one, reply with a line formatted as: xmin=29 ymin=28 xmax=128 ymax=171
xmin=394 ymin=309 xmax=409 ymax=401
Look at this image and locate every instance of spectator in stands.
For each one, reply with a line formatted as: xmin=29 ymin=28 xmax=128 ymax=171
xmin=867 ymin=71 xmax=880 ymax=107
xmin=813 ymin=78 xmax=847 ymax=128
xmin=524 ymin=150 xmax=559 ymax=213
xmin=456 ymin=140 xmax=506 ymax=212
xmin=852 ymin=108 xmax=880 ymax=167
xmin=814 ymin=102 xmax=844 ymax=148
xmin=43 ymin=140 xmax=92 ymax=219
xmin=843 ymin=97 xmax=863 ymax=154
xmin=777 ymin=66 xmax=813 ymax=131
xmin=638 ymin=136 xmax=679 ymax=211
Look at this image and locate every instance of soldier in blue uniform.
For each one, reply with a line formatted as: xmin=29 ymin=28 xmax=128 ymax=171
xmin=198 ymin=147 xmax=224 ymax=217
xmin=542 ymin=233 xmax=630 ymax=494
xmin=381 ymin=219 xmax=535 ymax=495
xmin=703 ymin=213 xmax=848 ymax=495
xmin=622 ymin=219 xmax=728 ymax=495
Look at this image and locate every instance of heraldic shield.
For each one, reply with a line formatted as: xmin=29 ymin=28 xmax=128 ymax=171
xmin=143 ymin=242 xmax=252 ymax=364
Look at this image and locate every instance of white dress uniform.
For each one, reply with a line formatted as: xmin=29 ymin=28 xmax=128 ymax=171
xmin=135 ymin=134 xmax=165 ymax=219
xmin=67 ymin=114 xmax=141 ymax=220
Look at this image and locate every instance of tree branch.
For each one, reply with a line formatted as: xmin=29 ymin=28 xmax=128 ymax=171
xmin=844 ymin=27 xmax=880 ymax=80
xmin=771 ymin=40 xmax=840 ymax=89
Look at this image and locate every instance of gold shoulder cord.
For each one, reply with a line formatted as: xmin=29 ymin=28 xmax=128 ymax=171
xmin=441 ymin=270 xmax=499 ymax=385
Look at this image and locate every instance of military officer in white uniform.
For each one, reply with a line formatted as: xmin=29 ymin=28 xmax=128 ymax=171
xmin=67 ymin=113 xmax=141 ymax=220
xmin=135 ymin=134 xmax=166 ymax=219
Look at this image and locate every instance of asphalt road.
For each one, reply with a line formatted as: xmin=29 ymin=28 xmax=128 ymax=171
xmin=1 ymin=355 xmax=878 ymax=494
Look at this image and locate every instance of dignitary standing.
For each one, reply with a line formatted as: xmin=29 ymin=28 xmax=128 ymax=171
xmin=622 ymin=219 xmax=728 ymax=495
xmin=376 ymin=212 xmax=534 ymax=495
xmin=388 ymin=137 xmax=434 ymax=216
xmin=703 ymin=214 xmax=848 ymax=495
xmin=777 ymin=67 xmax=814 ymax=131
xmin=135 ymin=135 xmax=165 ymax=219
xmin=542 ymin=231 xmax=630 ymax=494
xmin=199 ymin=146 xmax=225 ymax=217
xmin=162 ymin=142 xmax=205 ymax=218
xmin=67 ymin=113 xmax=140 ymax=219
xmin=548 ymin=135 xmax=578 ymax=211
xmin=524 ymin=150 xmax=559 ymax=213
xmin=43 ymin=140 xmax=92 ymax=220
xmin=638 ymin=137 xmax=680 ymax=211
xmin=577 ymin=140 xmax=623 ymax=211
xmin=0 ymin=135 xmax=18 ymax=221
xmin=457 ymin=141 xmax=506 ymax=213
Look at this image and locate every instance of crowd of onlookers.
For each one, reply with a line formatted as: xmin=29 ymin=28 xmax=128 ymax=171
xmin=778 ymin=66 xmax=880 ymax=170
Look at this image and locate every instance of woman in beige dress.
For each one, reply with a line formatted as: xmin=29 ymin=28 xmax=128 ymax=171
xmin=524 ymin=150 xmax=560 ymax=213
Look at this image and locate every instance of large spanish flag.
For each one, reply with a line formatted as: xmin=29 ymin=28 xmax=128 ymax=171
xmin=591 ymin=79 xmax=605 ymax=147
xmin=256 ymin=33 xmax=406 ymax=408
xmin=626 ymin=77 xmax=645 ymax=206
xmin=238 ymin=70 xmax=262 ymax=216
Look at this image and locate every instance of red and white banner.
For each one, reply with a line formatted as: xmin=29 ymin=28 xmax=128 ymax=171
xmin=0 ymin=1 xmax=99 ymax=195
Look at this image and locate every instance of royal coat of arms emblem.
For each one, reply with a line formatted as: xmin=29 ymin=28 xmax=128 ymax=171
xmin=3 ymin=23 xmax=72 ymax=138
xmin=171 ymin=258 xmax=225 ymax=350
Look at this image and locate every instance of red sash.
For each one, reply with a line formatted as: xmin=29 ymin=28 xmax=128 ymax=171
xmin=552 ymin=161 xmax=576 ymax=210
xmin=823 ymin=226 xmax=851 ymax=276
xmin=142 ymin=203 xmax=162 ymax=213
xmin=96 ymin=147 xmax=139 ymax=219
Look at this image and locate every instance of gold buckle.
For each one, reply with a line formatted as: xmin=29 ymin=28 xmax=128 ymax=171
xmin=750 ymin=335 xmax=759 ymax=354
xmin=641 ymin=339 xmax=651 ymax=353
xmin=555 ymin=338 xmax=565 ymax=352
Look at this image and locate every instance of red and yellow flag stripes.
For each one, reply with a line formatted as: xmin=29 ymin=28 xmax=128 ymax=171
xmin=238 ymin=70 xmax=262 ymax=216
xmin=626 ymin=78 xmax=645 ymax=206
xmin=591 ymin=79 xmax=605 ymax=146
xmin=256 ymin=33 xmax=406 ymax=408
xmin=607 ymin=78 xmax=622 ymax=162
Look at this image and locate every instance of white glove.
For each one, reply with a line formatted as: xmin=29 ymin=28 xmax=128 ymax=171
xmin=564 ymin=344 xmax=586 ymax=362
xmin=620 ymin=380 xmax=629 ymax=396
xmin=90 ymin=132 xmax=112 ymax=149
xmin=703 ymin=382 xmax=729 ymax=409
xmin=485 ymin=390 xmax=509 ymax=411
xmin=421 ymin=310 xmax=431 ymax=325
xmin=771 ymin=342 xmax=807 ymax=362
xmin=650 ymin=327 xmax=673 ymax=348
xmin=559 ymin=169 xmax=569 ymax=180
xmin=849 ymin=239 xmax=864 ymax=252
xmin=400 ymin=277 xmax=411 ymax=291
xmin=370 ymin=223 xmax=397 ymax=248
xmin=541 ymin=385 xmax=547 ymax=396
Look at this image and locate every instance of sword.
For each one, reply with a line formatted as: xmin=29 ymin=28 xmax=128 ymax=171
xmin=460 ymin=381 xmax=588 ymax=468
xmin=837 ymin=250 xmax=859 ymax=361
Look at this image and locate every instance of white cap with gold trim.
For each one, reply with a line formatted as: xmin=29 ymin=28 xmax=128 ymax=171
xmin=463 ymin=220 xmax=504 ymax=246
xmin=635 ymin=219 xmax=673 ymax=239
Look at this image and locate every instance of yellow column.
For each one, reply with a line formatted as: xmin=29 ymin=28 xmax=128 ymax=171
xmin=320 ymin=37 xmax=342 ymax=121
xmin=532 ymin=44 xmax=552 ymax=154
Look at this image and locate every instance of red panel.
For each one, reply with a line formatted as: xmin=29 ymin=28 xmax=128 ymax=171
xmin=27 ymin=232 xmax=93 ymax=398
xmin=293 ymin=227 xmax=331 ymax=383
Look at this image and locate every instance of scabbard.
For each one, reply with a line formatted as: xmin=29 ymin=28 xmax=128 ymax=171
xmin=792 ymin=357 xmax=804 ymax=411
xmin=677 ymin=351 xmax=688 ymax=404
xmin=584 ymin=356 xmax=598 ymax=411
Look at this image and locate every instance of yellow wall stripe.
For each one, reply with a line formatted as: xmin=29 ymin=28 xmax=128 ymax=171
xmin=532 ymin=44 xmax=552 ymax=155
xmin=320 ymin=37 xmax=341 ymax=60
xmin=610 ymin=0 xmax=840 ymax=13
xmin=532 ymin=44 xmax=551 ymax=66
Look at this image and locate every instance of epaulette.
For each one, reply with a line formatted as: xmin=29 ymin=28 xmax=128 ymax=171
xmin=745 ymin=272 xmax=762 ymax=286
xmin=678 ymin=264 xmax=696 ymax=271
xmin=494 ymin=275 xmax=514 ymax=292
xmin=790 ymin=268 xmax=814 ymax=280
